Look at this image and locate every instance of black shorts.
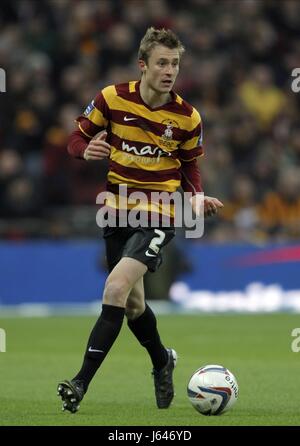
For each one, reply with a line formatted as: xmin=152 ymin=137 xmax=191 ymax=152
xmin=103 ymin=226 xmax=175 ymax=273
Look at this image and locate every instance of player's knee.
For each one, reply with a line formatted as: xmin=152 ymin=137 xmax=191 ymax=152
xmin=125 ymin=296 xmax=145 ymax=320
xmin=103 ymin=277 xmax=130 ymax=306
xmin=125 ymin=305 xmax=144 ymax=320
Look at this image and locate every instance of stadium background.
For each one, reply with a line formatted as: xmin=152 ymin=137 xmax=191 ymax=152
xmin=1 ymin=0 xmax=300 ymax=311
xmin=1 ymin=0 xmax=300 ymax=427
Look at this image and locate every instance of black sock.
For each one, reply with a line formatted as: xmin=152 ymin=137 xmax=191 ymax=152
xmin=127 ymin=304 xmax=168 ymax=371
xmin=73 ymin=304 xmax=125 ymax=392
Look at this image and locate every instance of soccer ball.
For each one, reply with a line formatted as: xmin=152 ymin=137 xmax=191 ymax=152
xmin=187 ymin=364 xmax=238 ymax=415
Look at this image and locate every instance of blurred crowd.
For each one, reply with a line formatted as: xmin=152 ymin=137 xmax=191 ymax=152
xmin=1 ymin=0 xmax=300 ymax=242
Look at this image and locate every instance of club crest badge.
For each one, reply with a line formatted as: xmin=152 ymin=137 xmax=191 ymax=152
xmin=159 ymin=119 xmax=179 ymax=148
xmin=162 ymin=124 xmax=173 ymax=141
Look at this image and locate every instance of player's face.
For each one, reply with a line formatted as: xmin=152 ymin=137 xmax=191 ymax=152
xmin=142 ymin=45 xmax=180 ymax=94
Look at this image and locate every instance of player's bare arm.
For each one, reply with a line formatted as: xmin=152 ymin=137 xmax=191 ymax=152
xmin=83 ymin=131 xmax=111 ymax=161
xmin=190 ymin=194 xmax=224 ymax=218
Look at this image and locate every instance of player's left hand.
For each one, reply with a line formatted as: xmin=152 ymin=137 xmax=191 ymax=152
xmin=204 ymin=196 xmax=224 ymax=217
xmin=190 ymin=194 xmax=224 ymax=217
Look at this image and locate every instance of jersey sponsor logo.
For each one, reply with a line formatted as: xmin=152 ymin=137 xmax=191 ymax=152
xmin=121 ymin=141 xmax=171 ymax=162
xmin=83 ymin=100 xmax=95 ymax=116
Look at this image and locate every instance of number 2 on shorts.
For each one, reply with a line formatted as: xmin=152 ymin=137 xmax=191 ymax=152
xmin=148 ymin=229 xmax=166 ymax=254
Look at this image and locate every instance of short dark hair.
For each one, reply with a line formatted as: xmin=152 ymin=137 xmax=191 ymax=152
xmin=138 ymin=27 xmax=185 ymax=63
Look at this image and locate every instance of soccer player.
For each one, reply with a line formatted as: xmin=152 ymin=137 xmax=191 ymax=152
xmin=57 ymin=27 xmax=223 ymax=413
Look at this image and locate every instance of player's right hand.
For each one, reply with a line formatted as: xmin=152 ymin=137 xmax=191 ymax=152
xmin=83 ymin=131 xmax=111 ymax=160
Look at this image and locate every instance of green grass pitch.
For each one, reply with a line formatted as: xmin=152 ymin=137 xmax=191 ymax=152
xmin=0 ymin=313 xmax=300 ymax=426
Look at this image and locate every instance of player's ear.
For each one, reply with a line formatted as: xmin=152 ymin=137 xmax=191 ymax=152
xmin=138 ymin=59 xmax=147 ymax=73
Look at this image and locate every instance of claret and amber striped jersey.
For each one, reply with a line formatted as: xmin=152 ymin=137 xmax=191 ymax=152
xmin=76 ymin=80 xmax=203 ymax=217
